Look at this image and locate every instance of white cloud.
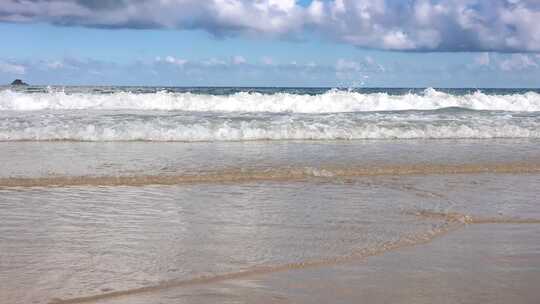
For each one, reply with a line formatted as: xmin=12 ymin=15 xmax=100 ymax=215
xmin=232 ymin=55 xmax=247 ymax=65
xmin=311 ymin=0 xmax=540 ymax=52
xmin=46 ymin=61 xmax=64 ymax=69
xmin=336 ymin=59 xmax=361 ymax=72
xmin=470 ymin=52 xmax=540 ymax=71
xmin=335 ymin=58 xmax=366 ymax=81
xmin=474 ymin=53 xmax=491 ymax=66
xmin=307 ymin=0 xmax=325 ymax=23
xmin=154 ymin=55 xmax=326 ymax=71
xmin=382 ymin=31 xmax=416 ymax=50
xmin=0 ymin=61 xmax=26 ymax=74
xmin=1 ymin=1 xmax=540 ymax=52
xmin=201 ymin=58 xmax=227 ymax=66
xmin=335 ymin=57 xmax=385 ymax=73
xmin=156 ymin=56 xmax=188 ymax=67
xmin=499 ymin=54 xmax=538 ymax=71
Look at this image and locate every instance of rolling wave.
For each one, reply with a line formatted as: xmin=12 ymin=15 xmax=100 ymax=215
xmin=2 ymin=88 xmax=540 ymax=112
xmin=2 ymin=87 xmax=539 ymax=141
xmin=1 ymin=112 xmax=538 ymax=141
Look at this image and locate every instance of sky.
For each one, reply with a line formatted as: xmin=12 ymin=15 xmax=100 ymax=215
xmin=1 ymin=0 xmax=540 ymax=87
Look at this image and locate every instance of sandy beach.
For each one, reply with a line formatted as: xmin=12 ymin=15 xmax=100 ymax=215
xmin=75 ymin=223 xmax=540 ymax=304
xmin=2 ymin=140 xmax=540 ymax=304
xmin=2 ymin=86 xmax=540 ymax=304
xmin=3 ymin=1 xmax=540 ymax=302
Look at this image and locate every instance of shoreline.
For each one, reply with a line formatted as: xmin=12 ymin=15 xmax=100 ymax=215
xmin=49 ymin=222 xmax=540 ymax=304
xmin=2 ymin=163 xmax=540 ymax=188
xmin=2 ymin=139 xmax=539 ymax=304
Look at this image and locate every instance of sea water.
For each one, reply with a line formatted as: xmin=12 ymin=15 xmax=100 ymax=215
xmin=1 ymin=86 xmax=539 ymax=304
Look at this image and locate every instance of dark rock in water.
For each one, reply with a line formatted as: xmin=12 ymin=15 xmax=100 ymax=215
xmin=11 ymin=79 xmax=28 ymax=86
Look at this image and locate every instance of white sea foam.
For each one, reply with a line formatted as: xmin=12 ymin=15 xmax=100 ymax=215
xmin=2 ymin=88 xmax=540 ymax=112
xmin=1 ymin=117 xmax=538 ymax=141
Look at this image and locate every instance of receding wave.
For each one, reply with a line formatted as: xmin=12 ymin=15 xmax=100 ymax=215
xmin=410 ymin=210 xmax=540 ymax=225
xmin=48 ymin=212 xmax=465 ymax=304
xmin=2 ymin=88 xmax=540 ymax=112
xmin=48 ymin=209 xmax=540 ymax=304
xmin=1 ymin=112 xmax=539 ymax=141
xmin=2 ymin=163 xmax=539 ymax=188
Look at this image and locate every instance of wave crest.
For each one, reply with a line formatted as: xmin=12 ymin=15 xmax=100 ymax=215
xmin=2 ymin=88 xmax=540 ymax=112
xmin=1 ymin=119 xmax=539 ymax=141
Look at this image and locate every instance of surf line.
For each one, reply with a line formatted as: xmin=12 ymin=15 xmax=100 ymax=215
xmin=49 ymin=211 xmax=540 ymax=304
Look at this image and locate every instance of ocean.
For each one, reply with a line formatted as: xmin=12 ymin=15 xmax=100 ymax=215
xmin=1 ymin=86 xmax=540 ymax=304
xmin=2 ymin=86 xmax=540 ymax=141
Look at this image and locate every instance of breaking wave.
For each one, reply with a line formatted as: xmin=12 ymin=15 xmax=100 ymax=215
xmin=2 ymin=88 xmax=540 ymax=112
xmin=2 ymin=122 xmax=539 ymax=141
xmin=1 ymin=111 xmax=539 ymax=141
xmin=2 ymin=87 xmax=540 ymax=141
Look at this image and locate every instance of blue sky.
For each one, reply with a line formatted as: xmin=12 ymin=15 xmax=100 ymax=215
xmin=1 ymin=0 xmax=540 ymax=87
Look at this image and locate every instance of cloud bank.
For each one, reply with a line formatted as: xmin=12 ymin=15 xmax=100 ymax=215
xmin=0 ymin=60 xmax=26 ymax=74
xmin=1 ymin=0 xmax=540 ymax=52
xmin=2 ymin=53 xmax=539 ymax=87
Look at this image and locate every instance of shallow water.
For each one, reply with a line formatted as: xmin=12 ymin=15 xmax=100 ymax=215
xmin=1 ymin=139 xmax=540 ymax=179
xmin=85 ymin=223 xmax=540 ymax=304
xmin=1 ymin=86 xmax=540 ymax=303
xmin=1 ymin=140 xmax=540 ymax=303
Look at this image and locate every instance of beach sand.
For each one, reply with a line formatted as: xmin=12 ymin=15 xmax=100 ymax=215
xmin=86 ymin=223 xmax=540 ymax=304
xmin=1 ymin=140 xmax=540 ymax=304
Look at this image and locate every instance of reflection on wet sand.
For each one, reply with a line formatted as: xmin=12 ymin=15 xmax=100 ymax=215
xmin=49 ymin=208 xmax=540 ymax=304
xmin=1 ymin=141 xmax=540 ymax=304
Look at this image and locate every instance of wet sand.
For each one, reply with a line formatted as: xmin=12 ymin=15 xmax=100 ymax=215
xmin=87 ymin=223 xmax=540 ymax=304
xmin=1 ymin=140 xmax=540 ymax=304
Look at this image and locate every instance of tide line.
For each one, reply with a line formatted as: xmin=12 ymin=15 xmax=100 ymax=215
xmin=3 ymin=162 xmax=540 ymax=188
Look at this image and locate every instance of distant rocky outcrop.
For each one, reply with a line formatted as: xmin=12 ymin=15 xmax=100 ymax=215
xmin=11 ymin=79 xmax=28 ymax=86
